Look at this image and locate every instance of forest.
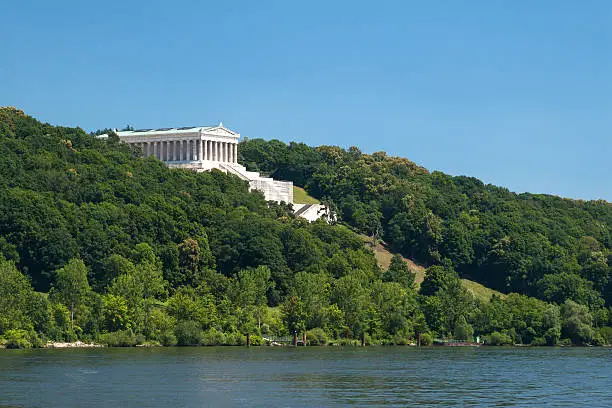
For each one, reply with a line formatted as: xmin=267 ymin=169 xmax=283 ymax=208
xmin=1 ymin=107 xmax=611 ymax=348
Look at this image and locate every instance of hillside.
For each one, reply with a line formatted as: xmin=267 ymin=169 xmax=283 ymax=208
xmin=0 ymin=108 xmax=610 ymax=348
xmin=240 ymin=138 xmax=612 ymax=309
xmin=363 ymin=236 xmax=505 ymax=302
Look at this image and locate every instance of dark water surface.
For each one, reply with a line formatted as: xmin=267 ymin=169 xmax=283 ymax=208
xmin=1 ymin=347 xmax=611 ymax=407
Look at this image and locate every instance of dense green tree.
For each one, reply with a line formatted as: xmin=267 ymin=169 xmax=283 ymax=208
xmin=560 ymin=300 xmax=598 ymax=344
xmin=0 ymin=108 xmax=610 ymax=346
xmin=52 ymin=259 xmax=91 ymax=328
xmin=0 ymin=259 xmax=37 ymax=334
xmin=382 ymin=255 xmax=415 ymax=290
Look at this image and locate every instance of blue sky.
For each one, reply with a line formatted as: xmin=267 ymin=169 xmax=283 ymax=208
xmin=1 ymin=0 xmax=610 ymax=200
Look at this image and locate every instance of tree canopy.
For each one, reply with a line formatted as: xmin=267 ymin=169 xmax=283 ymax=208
xmin=0 ymin=107 xmax=610 ymax=348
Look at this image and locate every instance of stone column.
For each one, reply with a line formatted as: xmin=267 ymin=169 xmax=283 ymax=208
xmin=203 ymin=140 xmax=208 ymax=161
xmin=161 ymin=142 xmax=166 ymax=161
xmin=234 ymin=143 xmax=238 ymax=163
xmin=199 ymin=139 xmax=204 ymax=161
xmin=191 ymin=140 xmax=195 ymax=161
xmin=182 ymin=140 xmax=187 ymax=161
xmin=152 ymin=141 xmax=157 ymax=159
xmin=228 ymin=142 xmax=232 ymax=163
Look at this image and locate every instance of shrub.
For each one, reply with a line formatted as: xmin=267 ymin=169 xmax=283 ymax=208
xmin=419 ymin=333 xmax=433 ymax=346
xmin=597 ymin=327 xmax=612 ymax=345
xmin=487 ymin=331 xmax=513 ymax=346
xmin=332 ymin=338 xmax=360 ymax=346
xmin=248 ymin=334 xmax=262 ymax=346
xmin=391 ymin=335 xmax=410 ymax=345
xmin=99 ymin=330 xmax=137 ymax=347
xmin=159 ymin=331 xmax=177 ymax=346
xmin=3 ymin=329 xmax=33 ymax=349
xmin=544 ymin=327 xmax=560 ymax=346
xmin=200 ymin=328 xmax=226 ymax=346
xmin=174 ymin=321 xmax=202 ymax=346
xmin=225 ymin=332 xmax=245 ymax=346
xmin=306 ymin=328 xmax=328 ymax=346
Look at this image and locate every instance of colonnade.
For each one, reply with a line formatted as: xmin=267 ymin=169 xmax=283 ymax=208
xmin=132 ymin=139 xmax=238 ymax=163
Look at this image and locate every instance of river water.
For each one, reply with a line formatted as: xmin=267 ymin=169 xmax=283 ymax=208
xmin=1 ymin=347 xmax=610 ymax=407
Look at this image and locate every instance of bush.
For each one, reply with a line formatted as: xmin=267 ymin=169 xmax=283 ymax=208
xmin=331 ymin=338 xmax=360 ymax=346
xmin=391 ymin=335 xmax=410 ymax=345
xmin=597 ymin=327 xmax=612 ymax=345
xmin=306 ymin=328 xmax=328 ymax=346
xmin=487 ymin=331 xmax=513 ymax=346
xmin=200 ymin=328 xmax=226 ymax=346
xmin=544 ymin=327 xmax=560 ymax=346
xmin=159 ymin=331 xmax=177 ymax=346
xmin=3 ymin=329 xmax=33 ymax=349
xmin=419 ymin=333 xmax=433 ymax=346
xmin=248 ymin=334 xmax=262 ymax=346
xmin=175 ymin=321 xmax=202 ymax=346
xmin=225 ymin=332 xmax=245 ymax=346
xmin=99 ymin=330 xmax=138 ymax=347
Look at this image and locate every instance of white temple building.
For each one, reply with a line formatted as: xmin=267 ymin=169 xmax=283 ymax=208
xmin=101 ymin=124 xmax=326 ymax=221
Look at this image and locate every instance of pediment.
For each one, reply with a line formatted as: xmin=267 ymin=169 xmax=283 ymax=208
xmin=206 ymin=126 xmax=238 ymax=137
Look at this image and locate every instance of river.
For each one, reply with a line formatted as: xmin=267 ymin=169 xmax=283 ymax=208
xmin=1 ymin=347 xmax=610 ymax=407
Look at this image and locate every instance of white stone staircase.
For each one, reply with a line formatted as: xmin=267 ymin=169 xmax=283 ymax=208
xmin=220 ymin=163 xmax=293 ymax=204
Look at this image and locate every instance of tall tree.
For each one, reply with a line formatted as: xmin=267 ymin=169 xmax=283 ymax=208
xmin=53 ymin=259 xmax=90 ymax=327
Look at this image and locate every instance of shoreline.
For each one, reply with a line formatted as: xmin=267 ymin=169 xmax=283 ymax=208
xmin=46 ymin=341 xmax=104 ymax=348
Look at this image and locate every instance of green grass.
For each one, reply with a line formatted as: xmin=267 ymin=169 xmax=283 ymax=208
xmin=293 ymin=186 xmax=320 ymax=204
xmin=460 ymin=279 xmax=506 ymax=301
xmin=362 ymin=235 xmax=505 ymax=301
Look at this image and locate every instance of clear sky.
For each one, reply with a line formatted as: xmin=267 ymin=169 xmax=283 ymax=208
xmin=1 ymin=0 xmax=610 ymax=201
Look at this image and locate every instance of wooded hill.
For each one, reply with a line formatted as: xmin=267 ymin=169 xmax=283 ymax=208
xmin=240 ymin=138 xmax=612 ymax=307
xmin=0 ymin=107 xmax=610 ymax=348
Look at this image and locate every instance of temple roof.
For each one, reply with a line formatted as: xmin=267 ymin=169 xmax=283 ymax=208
xmin=99 ymin=123 xmax=239 ymax=139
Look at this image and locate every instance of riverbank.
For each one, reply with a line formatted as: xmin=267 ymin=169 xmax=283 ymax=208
xmin=46 ymin=341 xmax=104 ymax=348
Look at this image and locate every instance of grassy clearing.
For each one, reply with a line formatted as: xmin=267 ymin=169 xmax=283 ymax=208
xmin=293 ymin=186 xmax=320 ymax=204
xmin=362 ymin=235 xmax=504 ymax=301
xmin=461 ymin=279 xmax=506 ymax=301
xmin=362 ymin=235 xmax=425 ymax=287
